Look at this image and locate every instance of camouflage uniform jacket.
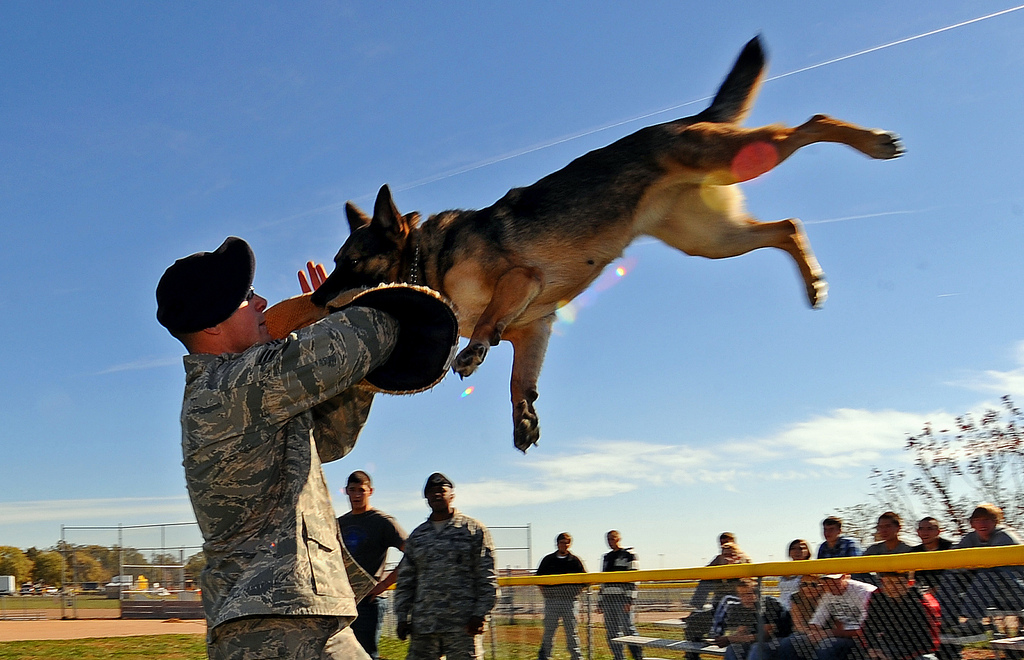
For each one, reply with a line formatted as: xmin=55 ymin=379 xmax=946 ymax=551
xmin=394 ymin=510 xmax=498 ymax=634
xmin=181 ymin=307 xmax=398 ymax=631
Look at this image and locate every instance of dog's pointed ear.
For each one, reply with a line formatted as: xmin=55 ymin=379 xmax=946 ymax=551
xmin=372 ymin=184 xmax=410 ymax=241
xmin=345 ymin=201 xmax=371 ymax=234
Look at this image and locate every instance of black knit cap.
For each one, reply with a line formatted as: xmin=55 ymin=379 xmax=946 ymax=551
xmin=156 ymin=237 xmax=256 ymax=334
xmin=423 ymin=472 xmax=453 ymax=495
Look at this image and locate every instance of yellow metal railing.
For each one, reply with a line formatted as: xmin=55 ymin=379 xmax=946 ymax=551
xmin=498 ymin=545 xmax=1024 ymax=586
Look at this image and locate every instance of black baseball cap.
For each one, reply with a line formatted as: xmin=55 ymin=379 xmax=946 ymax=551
xmin=156 ymin=237 xmax=255 ymax=334
xmin=424 ymin=472 xmax=453 ymax=495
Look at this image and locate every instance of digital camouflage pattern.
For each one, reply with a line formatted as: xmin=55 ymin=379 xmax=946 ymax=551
xmin=394 ymin=510 xmax=498 ymax=635
xmin=208 ymin=614 xmax=369 ymax=660
xmin=181 ymin=307 xmax=398 ymax=631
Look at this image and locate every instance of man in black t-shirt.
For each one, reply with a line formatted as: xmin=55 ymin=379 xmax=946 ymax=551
xmin=536 ymin=532 xmax=587 ymax=660
xmin=338 ymin=471 xmax=407 ymax=660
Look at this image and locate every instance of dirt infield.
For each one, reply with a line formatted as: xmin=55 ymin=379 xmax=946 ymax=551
xmin=0 ymin=618 xmax=206 ymax=641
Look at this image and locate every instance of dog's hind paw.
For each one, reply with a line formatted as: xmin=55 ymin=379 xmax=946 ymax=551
xmin=870 ymin=130 xmax=905 ymax=160
xmin=513 ymin=400 xmax=540 ymax=453
xmin=453 ymin=341 xmax=488 ymax=378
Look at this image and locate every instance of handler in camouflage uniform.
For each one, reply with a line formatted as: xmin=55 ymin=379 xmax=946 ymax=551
xmin=157 ymin=237 xmax=399 ymax=660
xmin=394 ymin=473 xmax=498 ymax=660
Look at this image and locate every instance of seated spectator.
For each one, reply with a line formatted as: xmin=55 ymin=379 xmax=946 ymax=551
xmin=864 ymin=513 xmax=913 ymax=556
xmin=757 ymin=578 xmax=827 ymax=660
xmin=779 ymin=540 xmax=813 ymax=612
xmin=860 ymin=572 xmax=940 ymax=660
xmin=818 ymin=517 xmax=863 ymax=560
xmin=710 ymin=578 xmax=785 ymax=660
xmin=791 ymin=573 xmax=876 ymax=660
xmin=862 ymin=512 xmax=913 ymax=586
xmin=910 ymin=516 xmax=954 ymax=554
xmin=909 ymin=517 xmax=955 ymax=627
xmin=948 ymin=503 xmax=1024 ymax=636
xmin=690 ymin=535 xmax=752 ymax=610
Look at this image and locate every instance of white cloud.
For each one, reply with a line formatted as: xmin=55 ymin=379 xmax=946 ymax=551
xmin=769 ymin=408 xmax=931 ymax=457
xmin=953 ymin=340 xmax=1024 ymax=398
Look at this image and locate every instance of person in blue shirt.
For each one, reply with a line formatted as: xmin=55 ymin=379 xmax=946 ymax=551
xmin=817 ymin=517 xmax=862 ymax=559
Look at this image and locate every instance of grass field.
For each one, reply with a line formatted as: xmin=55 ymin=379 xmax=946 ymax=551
xmin=0 ymin=624 xmax=612 ymax=660
xmin=0 ymin=635 xmax=207 ymax=660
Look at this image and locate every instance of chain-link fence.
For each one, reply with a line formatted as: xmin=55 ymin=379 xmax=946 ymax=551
xmin=56 ymin=521 xmax=203 ymax=619
xmin=377 ymin=545 xmax=1024 ymax=660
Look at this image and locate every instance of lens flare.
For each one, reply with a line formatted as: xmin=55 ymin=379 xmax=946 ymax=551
xmin=553 ymin=256 xmax=636 ymax=333
xmin=461 ymin=386 xmax=475 ymax=398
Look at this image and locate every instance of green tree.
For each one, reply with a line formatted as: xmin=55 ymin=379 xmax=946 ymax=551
xmin=31 ymin=551 xmax=63 ymax=586
xmin=0 ymin=546 xmax=33 ymax=584
xmin=184 ymin=552 xmax=205 ymax=581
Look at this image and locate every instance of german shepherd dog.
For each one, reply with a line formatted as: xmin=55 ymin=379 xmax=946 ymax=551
xmin=311 ymin=36 xmax=903 ymax=452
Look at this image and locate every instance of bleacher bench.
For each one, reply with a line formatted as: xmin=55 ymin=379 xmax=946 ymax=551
xmin=612 ymin=635 xmax=728 ymax=656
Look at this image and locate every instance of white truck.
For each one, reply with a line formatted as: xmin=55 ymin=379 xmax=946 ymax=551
xmin=0 ymin=575 xmax=15 ymax=595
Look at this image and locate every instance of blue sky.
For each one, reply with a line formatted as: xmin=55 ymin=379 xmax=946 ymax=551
xmin=2 ymin=2 xmax=1024 ymax=570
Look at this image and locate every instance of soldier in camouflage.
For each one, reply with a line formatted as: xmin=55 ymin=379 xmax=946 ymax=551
xmin=156 ymin=237 xmax=400 ymax=660
xmin=394 ymin=473 xmax=498 ymax=660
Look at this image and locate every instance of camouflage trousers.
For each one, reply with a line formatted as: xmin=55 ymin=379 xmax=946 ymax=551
xmin=406 ymin=631 xmax=484 ymax=660
xmin=208 ymin=615 xmax=369 ymax=660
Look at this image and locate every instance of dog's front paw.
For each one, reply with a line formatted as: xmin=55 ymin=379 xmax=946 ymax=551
xmin=870 ymin=131 xmax=904 ymax=159
xmin=453 ymin=342 xmax=488 ymax=378
xmin=513 ymin=400 xmax=540 ymax=453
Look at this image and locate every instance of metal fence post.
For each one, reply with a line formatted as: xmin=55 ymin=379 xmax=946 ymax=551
xmin=586 ymin=584 xmax=593 ymax=660
xmin=755 ymin=576 xmax=765 ymax=660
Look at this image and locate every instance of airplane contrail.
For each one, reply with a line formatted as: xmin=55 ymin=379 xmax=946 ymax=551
xmin=380 ymin=4 xmax=1024 ymax=197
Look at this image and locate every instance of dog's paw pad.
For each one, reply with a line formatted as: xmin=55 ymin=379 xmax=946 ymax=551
xmin=513 ymin=402 xmax=540 ymax=453
xmin=453 ymin=342 xmax=487 ymax=377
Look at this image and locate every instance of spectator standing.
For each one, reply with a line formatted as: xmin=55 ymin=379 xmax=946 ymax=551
xmin=337 ymin=471 xmax=407 ymax=660
xmin=394 ymin=473 xmax=497 ymax=660
xmin=778 ymin=540 xmax=812 ymax=612
xmin=599 ymin=531 xmax=643 ymax=660
xmin=817 ymin=517 xmax=863 ymax=560
xmin=949 ymin=503 xmax=1024 ymax=635
xmin=861 ymin=572 xmax=940 ymax=660
xmin=536 ymin=533 xmax=588 ymax=660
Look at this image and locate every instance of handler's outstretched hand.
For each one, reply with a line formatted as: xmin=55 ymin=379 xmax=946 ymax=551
xmin=298 ymin=261 xmax=327 ymax=293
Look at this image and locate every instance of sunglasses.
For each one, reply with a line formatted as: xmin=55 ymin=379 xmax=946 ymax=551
xmin=245 ymin=286 xmax=256 ymax=302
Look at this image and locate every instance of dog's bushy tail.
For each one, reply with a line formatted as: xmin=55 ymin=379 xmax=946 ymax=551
xmin=694 ymin=35 xmax=766 ymax=125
